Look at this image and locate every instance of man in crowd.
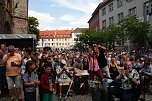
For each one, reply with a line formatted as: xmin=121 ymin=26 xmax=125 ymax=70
xmin=2 ymin=45 xmax=23 ymax=101
xmin=108 ymin=61 xmax=140 ymax=101
xmin=56 ymin=59 xmax=71 ymax=100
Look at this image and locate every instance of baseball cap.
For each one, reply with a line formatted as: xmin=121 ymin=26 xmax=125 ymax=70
xmin=61 ymin=59 xmax=66 ymax=65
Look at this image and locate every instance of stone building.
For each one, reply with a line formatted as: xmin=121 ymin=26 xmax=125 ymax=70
xmin=0 ymin=0 xmax=28 ymax=34
xmin=12 ymin=0 xmax=28 ymax=34
xmin=0 ymin=0 xmax=12 ymax=34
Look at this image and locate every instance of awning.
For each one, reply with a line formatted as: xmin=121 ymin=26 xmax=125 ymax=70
xmin=0 ymin=34 xmax=37 ymax=40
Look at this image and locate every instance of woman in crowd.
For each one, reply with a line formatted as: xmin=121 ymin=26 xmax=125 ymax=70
xmin=23 ymin=60 xmax=40 ymax=101
xmin=88 ymin=44 xmax=103 ymax=82
xmin=109 ymin=57 xmax=119 ymax=80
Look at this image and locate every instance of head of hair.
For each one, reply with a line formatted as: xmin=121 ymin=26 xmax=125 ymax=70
xmin=25 ymin=60 xmax=35 ymax=73
xmin=8 ymin=45 xmax=15 ymax=50
xmin=44 ymin=63 xmax=52 ymax=70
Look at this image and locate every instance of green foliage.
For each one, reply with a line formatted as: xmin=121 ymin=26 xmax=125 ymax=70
xmin=120 ymin=16 xmax=151 ymax=47
xmin=28 ymin=16 xmax=40 ymax=41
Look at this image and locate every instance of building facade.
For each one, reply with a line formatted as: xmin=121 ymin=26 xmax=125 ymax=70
xmin=72 ymin=28 xmax=88 ymax=46
xmin=12 ymin=0 xmax=28 ymax=34
xmin=89 ymin=0 xmax=152 ymax=30
xmin=0 ymin=0 xmax=13 ymax=34
xmin=38 ymin=29 xmax=73 ymax=50
xmin=0 ymin=0 xmax=28 ymax=34
xmin=88 ymin=3 xmax=101 ymax=31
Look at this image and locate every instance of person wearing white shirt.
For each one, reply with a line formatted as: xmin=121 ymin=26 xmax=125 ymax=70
xmin=56 ymin=59 xmax=71 ymax=100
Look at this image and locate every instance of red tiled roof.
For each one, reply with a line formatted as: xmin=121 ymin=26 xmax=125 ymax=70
xmin=40 ymin=30 xmax=73 ymax=39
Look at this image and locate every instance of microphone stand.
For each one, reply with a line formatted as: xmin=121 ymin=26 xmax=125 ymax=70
xmin=93 ymin=50 xmax=95 ymax=81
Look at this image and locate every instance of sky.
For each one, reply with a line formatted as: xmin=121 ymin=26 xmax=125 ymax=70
xmin=28 ymin=0 xmax=102 ymax=31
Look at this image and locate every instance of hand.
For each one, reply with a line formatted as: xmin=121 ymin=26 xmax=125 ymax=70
xmin=34 ymin=80 xmax=40 ymax=85
xmin=125 ymin=70 xmax=130 ymax=76
xmin=8 ymin=52 xmax=14 ymax=56
xmin=63 ymin=67 xmax=67 ymax=71
xmin=50 ymin=88 xmax=55 ymax=92
xmin=11 ymin=62 xmax=16 ymax=66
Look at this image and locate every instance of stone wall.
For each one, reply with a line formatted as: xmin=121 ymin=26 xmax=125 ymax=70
xmin=0 ymin=0 xmax=12 ymax=34
xmin=12 ymin=0 xmax=28 ymax=34
xmin=0 ymin=2 xmax=5 ymax=33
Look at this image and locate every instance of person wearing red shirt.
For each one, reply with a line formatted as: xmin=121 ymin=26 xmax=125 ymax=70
xmin=40 ymin=64 xmax=55 ymax=101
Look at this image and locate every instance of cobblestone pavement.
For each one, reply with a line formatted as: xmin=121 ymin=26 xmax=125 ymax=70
xmin=0 ymin=93 xmax=151 ymax=101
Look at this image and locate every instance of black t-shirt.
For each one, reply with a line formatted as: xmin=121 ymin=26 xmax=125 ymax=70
xmin=98 ymin=48 xmax=107 ymax=68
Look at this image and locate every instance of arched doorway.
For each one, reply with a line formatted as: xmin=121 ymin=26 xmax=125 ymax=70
xmin=4 ymin=21 xmax=11 ymax=34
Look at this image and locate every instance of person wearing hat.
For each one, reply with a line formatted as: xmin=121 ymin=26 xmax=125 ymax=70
xmin=56 ymin=59 xmax=71 ymax=100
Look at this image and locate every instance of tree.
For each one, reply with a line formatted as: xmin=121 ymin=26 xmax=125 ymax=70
xmin=106 ymin=25 xmax=124 ymax=47
xmin=120 ymin=16 xmax=151 ymax=48
xmin=77 ymin=16 xmax=152 ymax=50
xmin=28 ymin=16 xmax=40 ymax=41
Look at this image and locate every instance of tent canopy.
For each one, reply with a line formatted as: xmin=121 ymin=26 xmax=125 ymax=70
xmin=0 ymin=34 xmax=37 ymax=50
xmin=0 ymin=34 xmax=36 ymax=40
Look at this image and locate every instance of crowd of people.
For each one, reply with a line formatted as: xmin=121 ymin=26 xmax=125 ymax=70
xmin=0 ymin=44 xmax=152 ymax=101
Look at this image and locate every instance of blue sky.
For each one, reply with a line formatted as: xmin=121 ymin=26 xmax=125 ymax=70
xmin=28 ymin=0 xmax=102 ymax=30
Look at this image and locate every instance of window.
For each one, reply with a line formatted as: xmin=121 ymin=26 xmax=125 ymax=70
xmin=150 ymin=3 xmax=152 ymax=15
xmin=62 ymin=43 xmax=64 ymax=45
xmin=117 ymin=0 xmax=123 ymax=8
xmin=56 ymin=43 xmax=58 ymax=45
xmin=48 ymin=39 xmax=50 ymax=41
xmin=102 ymin=8 xmax=106 ymax=16
xmin=126 ymin=0 xmax=133 ymax=3
xmin=102 ymin=20 xmax=106 ymax=29
xmin=146 ymin=4 xmax=149 ymax=15
xmin=129 ymin=7 xmax=136 ymax=16
xmin=117 ymin=12 xmax=123 ymax=23
xmin=109 ymin=16 xmax=114 ymax=26
xmin=48 ymin=43 xmax=50 ymax=45
xmin=65 ymin=38 xmax=67 ymax=41
xmin=109 ymin=3 xmax=113 ymax=12
xmin=52 ymin=39 xmax=53 ymax=41
xmin=52 ymin=43 xmax=53 ymax=45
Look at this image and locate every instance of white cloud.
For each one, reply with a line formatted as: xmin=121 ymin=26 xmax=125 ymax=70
xmin=28 ymin=10 xmax=55 ymax=30
xmin=29 ymin=0 xmax=102 ymax=30
xmin=50 ymin=0 xmax=100 ymax=14
xmin=56 ymin=15 xmax=89 ymax=30
xmin=69 ymin=15 xmax=90 ymax=28
xmin=49 ymin=4 xmax=57 ymax=7
xmin=59 ymin=14 xmax=75 ymax=22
